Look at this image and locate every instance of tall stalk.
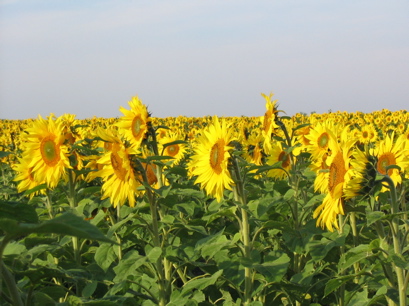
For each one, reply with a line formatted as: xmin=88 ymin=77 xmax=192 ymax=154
xmin=383 ymin=176 xmax=406 ymax=306
xmin=231 ymin=156 xmax=253 ymax=305
xmin=134 ymin=156 xmax=169 ymax=306
xmin=67 ymin=169 xmax=80 ymax=265
xmin=349 ymin=211 xmax=361 ymax=281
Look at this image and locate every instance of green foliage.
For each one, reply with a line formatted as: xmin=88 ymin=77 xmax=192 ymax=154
xmin=2 ymin=121 xmax=409 ymax=306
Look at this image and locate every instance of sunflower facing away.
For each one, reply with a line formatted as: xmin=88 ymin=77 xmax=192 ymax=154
xmin=313 ymin=132 xmax=356 ymax=232
xmin=260 ymin=92 xmax=279 ymax=151
xmin=20 ymin=115 xmax=71 ymax=189
xmin=344 ymin=148 xmax=378 ymax=200
xmin=116 ymin=96 xmax=150 ymax=149
xmin=189 ymin=116 xmax=235 ymax=202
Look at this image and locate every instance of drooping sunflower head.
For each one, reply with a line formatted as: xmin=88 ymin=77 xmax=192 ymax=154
xmin=189 ymin=116 xmax=235 ymax=202
xmin=116 ymin=96 xmax=150 ymax=149
xmin=260 ymin=92 xmax=280 ymax=139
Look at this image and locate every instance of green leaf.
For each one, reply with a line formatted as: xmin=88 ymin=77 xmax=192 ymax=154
xmin=253 ymin=252 xmax=290 ymax=283
xmin=366 ymin=211 xmax=385 ymax=226
xmin=23 ymin=183 xmax=47 ymax=196
xmin=33 ymin=292 xmax=57 ymax=305
xmin=113 ymin=250 xmax=147 ymax=282
xmin=340 ymin=244 xmax=373 ymax=270
xmin=0 ymin=212 xmax=116 ymax=244
xmin=181 ymin=270 xmax=223 ymax=295
xmin=168 ymin=290 xmax=190 ymax=305
xmin=78 ymin=185 xmax=101 ymax=196
xmin=324 ymin=275 xmax=356 ymax=297
xmin=201 ymin=235 xmax=230 ymax=260
xmin=0 ymin=151 xmax=12 ymax=158
xmin=346 ymin=287 xmax=369 ymax=306
xmin=202 ymin=206 xmax=237 ymax=224
xmin=390 ymin=253 xmax=409 ymax=270
xmin=82 ymin=280 xmax=98 ymax=298
xmin=0 ymin=200 xmax=38 ymax=223
xmin=146 ymin=246 xmax=162 ymax=263
xmin=163 ymin=140 xmax=187 ymax=148
xmin=106 ymin=212 xmax=135 ymax=238
xmin=3 ymin=241 xmax=27 ymax=256
xmin=95 ymin=243 xmax=117 ymax=272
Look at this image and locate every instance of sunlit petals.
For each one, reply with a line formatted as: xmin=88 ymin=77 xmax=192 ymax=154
xmin=189 ymin=116 xmax=235 ymax=202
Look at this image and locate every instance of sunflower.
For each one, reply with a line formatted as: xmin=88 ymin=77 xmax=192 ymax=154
xmin=85 ymin=127 xmax=123 ymax=182
xmin=372 ymin=133 xmax=409 ymax=188
xmin=309 ymin=152 xmax=330 ymax=194
xmin=344 ymin=148 xmax=378 ymax=200
xmin=94 ymin=137 xmax=141 ymax=208
xmin=313 ymin=134 xmax=356 ymax=232
xmin=242 ymin=132 xmax=264 ymax=166
xmin=260 ymin=92 xmax=279 ymax=150
xmin=356 ymin=123 xmax=378 ymax=144
xmin=13 ymin=155 xmax=45 ymax=198
xmin=158 ymin=132 xmax=187 ymax=165
xmin=22 ymin=115 xmax=71 ymax=189
xmin=305 ymin=122 xmax=337 ymax=161
xmin=265 ymin=140 xmax=291 ymax=180
xmin=116 ymin=96 xmax=150 ymax=149
xmin=189 ymin=116 xmax=235 ymax=202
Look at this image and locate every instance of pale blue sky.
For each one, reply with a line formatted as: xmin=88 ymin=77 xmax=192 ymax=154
xmin=1 ymin=0 xmax=408 ymax=119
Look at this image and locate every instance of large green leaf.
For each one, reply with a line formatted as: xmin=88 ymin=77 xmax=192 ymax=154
xmin=112 ymin=250 xmax=147 ymax=282
xmin=0 ymin=200 xmax=38 ymax=223
xmin=181 ymin=270 xmax=224 ymax=295
xmin=253 ymin=252 xmax=290 ymax=283
xmin=324 ymin=275 xmax=357 ymax=297
xmin=95 ymin=243 xmax=117 ymax=272
xmin=0 ymin=212 xmax=116 ymax=244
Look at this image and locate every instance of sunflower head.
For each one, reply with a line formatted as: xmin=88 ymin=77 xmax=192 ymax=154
xmin=158 ymin=132 xmax=187 ymax=165
xmin=116 ymin=96 xmax=150 ymax=149
xmin=189 ymin=116 xmax=235 ymax=202
xmin=22 ymin=115 xmax=71 ymax=189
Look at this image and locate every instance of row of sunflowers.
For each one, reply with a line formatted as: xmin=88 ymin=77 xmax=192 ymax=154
xmin=1 ymin=94 xmax=409 ymax=305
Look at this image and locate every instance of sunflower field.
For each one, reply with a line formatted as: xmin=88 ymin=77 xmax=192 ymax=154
xmin=1 ymin=94 xmax=409 ymax=306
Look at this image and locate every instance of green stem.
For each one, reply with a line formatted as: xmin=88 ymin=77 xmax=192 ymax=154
xmin=67 ymin=170 xmax=80 ymax=266
xmin=45 ymin=189 xmax=54 ymax=219
xmin=383 ymin=176 xmax=406 ymax=306
xmin=338 ymin=214 xmax=345 ymax=306
xmin=136 ymin=155 xmax=168 ymax=306
xmin=231 ymin=157 xmax=252 ymax=305
xmin=349 ymin=211 xmax=361 ymax=281
xmin=116 ymin=204 xmax=123 ymax=260
xmin=147 ymin=190 xmax=167 ymax=306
